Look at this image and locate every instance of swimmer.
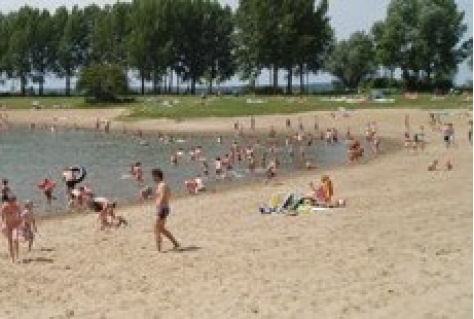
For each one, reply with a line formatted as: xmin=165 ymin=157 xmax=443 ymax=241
xmin=325 ymin=129 xmax=333 ymax=145
xmin=248 ymin=155 xmax=256 ymax=174
xmin=265 ymin=160 xmax=277 ymax=180
xmin=38 ymin=178 xmax=57 ymax=206
xmin=215 ymin=157 xmax=223 ymax=178
xmin=305 ymin=160 xmax=317 ymax=170
xmin=202 ymin=160 xmax=209 ymax=176
xmin=140 ymin=185 xmax=153 ymax=201
xmin=1 ymin=179 xmax=12 ymax=203
xmin=131 ymin=162 xmax=144 ymax=182
xmin=69 ymin=186 xmax=91 ymax=209
xmin=62 ymin=167 xmax=78 ymax=200
xmin=185 ymin=175 xmax=206 ymax=194
xmin=170 ymin=152 xmax=178 ymax=166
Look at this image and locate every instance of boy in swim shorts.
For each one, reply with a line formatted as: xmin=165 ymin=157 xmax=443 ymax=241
xmin=152 ymin=168 xmax=179 ymax=252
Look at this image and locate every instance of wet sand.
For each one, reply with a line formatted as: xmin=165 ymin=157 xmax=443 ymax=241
xmin=0 ymin=107 xmax=472 ymax=318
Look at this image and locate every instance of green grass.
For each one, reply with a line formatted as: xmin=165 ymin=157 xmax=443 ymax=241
xmin=126 ymin=94 xmax=472 ymax=119
xmin=0 ymin=94 xmax=471 ymax=119
xmin=0 ymin=96 xmax=85 ymax=109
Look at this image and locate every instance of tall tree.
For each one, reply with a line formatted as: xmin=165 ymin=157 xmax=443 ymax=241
xmin=202 ymin=3 xmax=235 ymax=93
xmin=6 ymin=7 xmax=36 ymax=95
xmin=0 ymin=13 xmax=13 ymax=80
xmin=236 ymin=0 xmax=284 ymax=91
xmin=294 ymin=0 xmax=334 ymax=93
xmin=127 ymin=0 xmax=155 ymax=95
xmin=30 ymin=9 xmax=56 ymax=95
xmin=326 ymin=31 xmax=377 ymax=89
xmin=236 ymin=0 xmax=333 ymax=94
xmin=90 ymin=3 xmax=132 ymax=66
xmin=54 ymin=6 xmax=89 ymax=95
xmin=280 ymin=0 xmax=333 ymax=93
xmin=374 ymin=0 xmax=468 ymax=89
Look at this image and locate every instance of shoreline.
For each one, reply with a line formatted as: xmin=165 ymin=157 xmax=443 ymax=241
xmin=3 ymin=106 xmax=471 ymax=137
xmin=34 ymin=134 xmax=403 ymax=223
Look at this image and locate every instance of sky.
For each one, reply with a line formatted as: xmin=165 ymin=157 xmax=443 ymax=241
xmin=0 ymin=0 xmax=472 ymax=86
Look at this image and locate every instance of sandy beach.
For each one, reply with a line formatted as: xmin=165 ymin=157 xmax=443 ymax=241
xmin=0 ymin=107 xmax=472 ymax=318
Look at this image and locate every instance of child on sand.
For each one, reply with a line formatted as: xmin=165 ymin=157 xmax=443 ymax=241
xmin=152 ymin=168 xmax=180 ymax=252
xmin=88 ymin=197 xmax=127 ymax=230
xmin=20 ymin=201 xmax=37 ymax=252
xmin=1 ymin=196 xmax=22 ymax=263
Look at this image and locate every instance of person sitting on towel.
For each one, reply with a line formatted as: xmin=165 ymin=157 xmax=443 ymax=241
xmin=304 ymin=175 xmax=345 ymax=208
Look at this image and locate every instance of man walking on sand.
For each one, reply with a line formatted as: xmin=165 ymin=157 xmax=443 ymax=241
xmin=152 ymin=168 xmax=180 ymax=252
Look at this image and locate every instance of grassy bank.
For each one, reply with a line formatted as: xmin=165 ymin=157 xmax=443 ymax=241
xmin=0 ymin=94 xmax=471 ymax=119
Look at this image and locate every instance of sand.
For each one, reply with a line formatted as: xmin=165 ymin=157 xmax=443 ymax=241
xmin=0 ymin=107 xmax=472 ymax=318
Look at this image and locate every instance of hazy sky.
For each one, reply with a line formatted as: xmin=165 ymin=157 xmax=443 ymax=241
xmin=1 ymin=0 xmax=472 ymax=84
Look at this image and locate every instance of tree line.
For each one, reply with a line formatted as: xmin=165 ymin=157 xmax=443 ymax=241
xmin=0 ymin=0 xmax=471 ymax=98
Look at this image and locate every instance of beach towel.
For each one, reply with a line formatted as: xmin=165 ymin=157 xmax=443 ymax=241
xmin=260 ymin=193 xmax=301 ymax=214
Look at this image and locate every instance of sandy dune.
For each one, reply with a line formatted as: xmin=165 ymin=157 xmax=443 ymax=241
xmin=0 ymin=108 xmax=472 ymax=318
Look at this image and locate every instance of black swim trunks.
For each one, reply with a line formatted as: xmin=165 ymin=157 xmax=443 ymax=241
xmin=156 ymin=206 xmax=170 ymax=220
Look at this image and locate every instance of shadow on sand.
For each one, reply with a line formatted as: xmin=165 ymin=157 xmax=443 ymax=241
xmin=170 ymin=245 xmax=201 ymax=253
xmin=21 ymin=257 xmax=54 ymax=264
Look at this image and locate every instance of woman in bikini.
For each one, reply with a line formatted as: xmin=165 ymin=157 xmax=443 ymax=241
xmin=1 ymin=196 xmax=22 ymax=263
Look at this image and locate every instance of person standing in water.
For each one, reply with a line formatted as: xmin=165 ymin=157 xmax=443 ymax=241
xmin=152 ymin=168 xmax=179 ymax=252
xmin=38 ymin=178 xmax=56 ymax=207
xmin=1 ymin=179 xmax=12 ymax=203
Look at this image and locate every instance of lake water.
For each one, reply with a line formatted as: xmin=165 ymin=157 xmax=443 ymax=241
xmin=0 ymin=126 xmax=347 ymax=212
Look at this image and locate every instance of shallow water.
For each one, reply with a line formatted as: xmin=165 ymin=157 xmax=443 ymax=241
xmin=0 ymin=126 xmax=347 ymax=212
